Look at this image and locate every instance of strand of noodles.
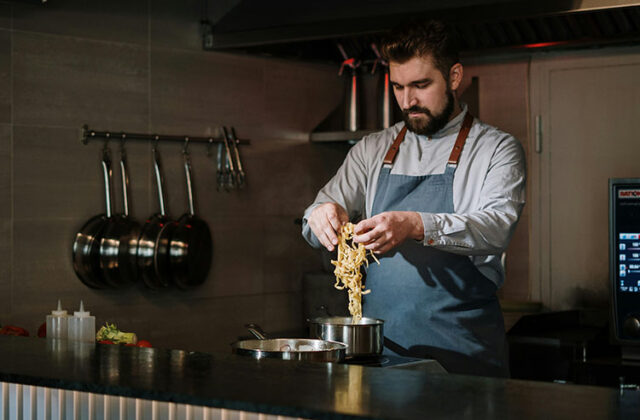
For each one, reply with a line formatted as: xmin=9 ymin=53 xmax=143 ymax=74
xmin=331 ymin=223 xmax=380 ymax=323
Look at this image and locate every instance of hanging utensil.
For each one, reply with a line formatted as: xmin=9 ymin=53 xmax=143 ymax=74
xmin=99 ymin=135 xmax=141 ymax=288
xmin=169 ymin=139 xmax=213 ymax=289
xmin=225 ymin=126 xmax=245 ymax=188
xmin=72 ymin=141 xmax=114 ymax=289
xmin=221 ymin=128 xmax=236 ymax=191
xmin=136 ymin=142 xmax=176 ymax=289
xmin=216 ymin=142 xmax=225 ymax=192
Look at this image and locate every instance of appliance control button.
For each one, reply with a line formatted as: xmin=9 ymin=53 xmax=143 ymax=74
xmin=623 ymin=316 xmax=640 ymax=338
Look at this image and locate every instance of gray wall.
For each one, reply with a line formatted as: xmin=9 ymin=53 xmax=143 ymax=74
xmin=0 ymin=0 xmax=349 ymax=351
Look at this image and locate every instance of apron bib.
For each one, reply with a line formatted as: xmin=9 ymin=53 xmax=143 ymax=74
xmin=364 ymin=113 xmax=509 ymax=377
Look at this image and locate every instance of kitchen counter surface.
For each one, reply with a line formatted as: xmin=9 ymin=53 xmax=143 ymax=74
xmin=0 ymin=335 xmax=638 ymax=419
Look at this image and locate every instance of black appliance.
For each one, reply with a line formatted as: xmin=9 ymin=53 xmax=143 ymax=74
xmin=610 ymin=178 xmax=640 ymax=358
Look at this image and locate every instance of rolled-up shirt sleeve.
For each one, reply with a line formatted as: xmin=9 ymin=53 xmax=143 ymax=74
xmin=302 ymin=140 xmax=369 ymax=248
xmin=419 ymin=135 xmax=526 ymax=256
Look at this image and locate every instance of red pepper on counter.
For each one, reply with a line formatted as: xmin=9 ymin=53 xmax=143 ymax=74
xmin=0 ymin=326 xmax=30 ymax=337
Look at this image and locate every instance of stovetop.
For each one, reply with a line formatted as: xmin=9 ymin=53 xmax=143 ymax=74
xmin=343 ymin=355 xmax=447 ymax=372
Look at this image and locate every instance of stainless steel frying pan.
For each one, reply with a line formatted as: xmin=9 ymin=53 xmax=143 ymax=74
xmin=231 ymin=324 xmax=346 ymax=362
xmin=72 ymin=146 xmax=114 ymax=289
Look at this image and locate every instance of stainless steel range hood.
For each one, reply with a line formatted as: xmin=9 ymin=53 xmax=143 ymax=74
xmin=204 ymin=0 xmax=640 ymax=61
xmin=202 ymin=0 xmax=640 ymax=142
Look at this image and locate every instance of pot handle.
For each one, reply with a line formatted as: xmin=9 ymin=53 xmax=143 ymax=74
xmin=152 ymin=142 xmax=167 ymax=216
xmin=101 ymin=144 xmax=113 ymax=218
xmin=245 ymin=323 xmax=268 ymax=340
xmin=119 ymin=136 xmax=130 ymax=216
xmin=182 ymin=139 xmax=196 ymax=216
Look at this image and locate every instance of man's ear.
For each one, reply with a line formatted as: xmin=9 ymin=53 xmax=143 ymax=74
xmin=449 ymin=63 xmax=463 ymax=91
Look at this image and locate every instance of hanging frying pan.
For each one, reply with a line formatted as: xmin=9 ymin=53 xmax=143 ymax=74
xmin=99 ymin=137 xmax=141 ymax=288
xmin=136 ymin=145 xmax=176 ymax=290
xmin=169 ymin=141 xmax=212 ymax=289
xmin=72 ymin=144 xmax=114 ymax=289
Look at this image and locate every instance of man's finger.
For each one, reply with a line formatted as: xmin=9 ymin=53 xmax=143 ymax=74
xmin=353 ymin=225 xmax=381 ymax=244
xmin=354 ymin=217 xmax=377 ymax=235
xmin=317 ymin=231 xmax=334 ymax=252
xmin=323 ymin=224 xmax=339 ymax=247
xmin=327 ymin=212 xmax=342 ymax=232
xmin=337 ymin=209 xmax=349 ymax=225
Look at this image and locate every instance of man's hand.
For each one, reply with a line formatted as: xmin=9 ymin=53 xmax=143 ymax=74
xmin=308 ymin=203 xmax=349 ymax=251
xmin=353 ymin=211 xmax=424 ymax=254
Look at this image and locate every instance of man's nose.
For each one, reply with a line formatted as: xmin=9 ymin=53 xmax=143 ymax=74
xmin=400 ymin=88 xmax=417 ymax=110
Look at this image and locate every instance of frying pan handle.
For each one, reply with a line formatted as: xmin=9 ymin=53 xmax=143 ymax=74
xmin=183 ymin=141 xmax=195 ymax=216
xmin=101 ymin=146 xmax=113 ymax=218
xmin=245 ymin=323 xmax=268 ymax=340
xmin=152 ymin=144 xmax=167 ymax=216
xmin=119 ymin=139 xmax=130 ymax=216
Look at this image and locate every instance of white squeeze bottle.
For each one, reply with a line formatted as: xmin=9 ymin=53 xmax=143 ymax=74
xmin=68 ymin=300 xmax=96 ymax=343
xmin=46 ymin=300 xmax=68 ymax=339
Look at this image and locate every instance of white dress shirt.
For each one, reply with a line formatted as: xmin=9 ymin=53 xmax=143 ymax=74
xmin=302 ymin=105 xmax=526 ymax=287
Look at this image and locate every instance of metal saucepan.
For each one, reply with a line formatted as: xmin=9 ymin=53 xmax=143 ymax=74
xmin=169 ymin=141 xmax=213 ymax=289
xmin=308 ymin=315 xmax=384 ymax=358
xmin=72 ymin=145 xmax=114 ymax=289
xmin=231 ymin=324 xmax=346 ymax=363
xmin=99 ymin=138 xmax=141 ymax=288
xmin=136 ymin=145 xmax=176 ymax=289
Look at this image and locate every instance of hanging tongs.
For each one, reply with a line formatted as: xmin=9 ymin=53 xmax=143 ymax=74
xmin=215 ymin=129 xmax=235 ymax=192
xmin=224 ymin=126 xmax=245 ymax=189
xmin=216 ymin=141 xmax=226 ymax=192
xmin=221 ymin=127 xmax=238 ymax=191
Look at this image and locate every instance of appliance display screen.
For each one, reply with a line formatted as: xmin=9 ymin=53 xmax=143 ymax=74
xmin=614 ymin=186 xmax=640 ymax=293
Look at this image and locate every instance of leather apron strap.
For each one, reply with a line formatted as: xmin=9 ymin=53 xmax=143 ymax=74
xmin=382 ymin=112 xmax=475 ymax=167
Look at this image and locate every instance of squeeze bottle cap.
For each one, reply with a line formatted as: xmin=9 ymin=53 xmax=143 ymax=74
xmin=51 ymin=299 xmax=67 ymax=316
xmin=74 ymin=300 xmax=91 ymax=317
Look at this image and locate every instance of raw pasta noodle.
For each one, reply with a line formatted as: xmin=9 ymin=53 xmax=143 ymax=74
xmin=331 ymin=223 xmax=379 ymax=323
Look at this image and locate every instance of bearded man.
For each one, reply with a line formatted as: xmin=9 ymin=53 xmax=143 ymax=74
xmin=302 ymin=19 xmax=526 ymax=377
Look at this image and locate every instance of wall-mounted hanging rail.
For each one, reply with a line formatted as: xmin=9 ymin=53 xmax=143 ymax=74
xmin=80 ymin=124 xmax=250 ymax=146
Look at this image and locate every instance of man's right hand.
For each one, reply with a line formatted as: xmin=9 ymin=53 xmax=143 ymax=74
xmin=307 ymin=203 xmax=348 ymax=252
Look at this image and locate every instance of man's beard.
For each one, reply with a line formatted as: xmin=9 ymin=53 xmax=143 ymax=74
xmin=402 ymin=90 xmax=455 ymax=136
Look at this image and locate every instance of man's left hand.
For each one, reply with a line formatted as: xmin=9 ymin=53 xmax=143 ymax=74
xmin=353 ymin=211 xmax=425 ymax=254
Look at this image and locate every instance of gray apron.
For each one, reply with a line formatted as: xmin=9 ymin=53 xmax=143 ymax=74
xmin=364 ymin=113 xmax=509 ymax=377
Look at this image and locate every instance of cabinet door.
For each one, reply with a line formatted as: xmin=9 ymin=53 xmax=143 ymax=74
xmin=529 ymin=48 xmax=640 ymax=310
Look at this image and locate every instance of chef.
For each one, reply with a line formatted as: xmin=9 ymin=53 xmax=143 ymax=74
xmin=301 ymin=19 xmax=526 ymax=377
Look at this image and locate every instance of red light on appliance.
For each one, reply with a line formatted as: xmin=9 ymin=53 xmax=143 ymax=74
xmin=522 ymin=41 xmax=566 ymax=49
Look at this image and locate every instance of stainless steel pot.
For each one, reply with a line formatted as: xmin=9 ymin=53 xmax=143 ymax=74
xmin=308 ymin=316 xmax=384 ymax=358
xmin=231 ymin=324 xmax=346 ymax=363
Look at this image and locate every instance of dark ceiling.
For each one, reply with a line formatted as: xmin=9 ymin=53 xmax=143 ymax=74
xmin=202 ymin=1 xmax=640 ymax=64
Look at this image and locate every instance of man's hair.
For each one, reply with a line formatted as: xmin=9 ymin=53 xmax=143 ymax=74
xmin=380 ymin=19 xmax=461 ymax=81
